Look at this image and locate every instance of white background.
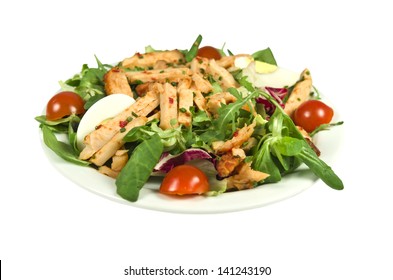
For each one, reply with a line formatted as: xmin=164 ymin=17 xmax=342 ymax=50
xmin=1 ymin=0 xmax=392 ymax=279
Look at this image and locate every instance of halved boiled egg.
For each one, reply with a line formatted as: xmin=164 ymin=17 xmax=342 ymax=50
xmin=76 ymin=94 xmax=135 ymax=150
xmin=234 ymin=56 xmax=278 ymax=73
xmin=242 ymin=61 xmax=300 ymax=89
xmin=234 ymin=55 xmax=253 ymax=69
xmin=254 ymin=61 xmax=278 ymax=74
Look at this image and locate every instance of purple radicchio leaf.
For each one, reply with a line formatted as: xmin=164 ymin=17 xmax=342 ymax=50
xmin=153 ymin=148 xmax=215 ymax=174
xmin=256 ymin=86 xmax=288 ymax=114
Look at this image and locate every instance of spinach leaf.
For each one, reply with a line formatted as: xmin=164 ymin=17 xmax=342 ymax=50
xmin=36 ymin=114 xmax=81 ymax=154
xmin=252 ymin=138 xmax=282 ymax=183
xmin=35 ymin=115 xmax=69 ymax=133
xmin=35 ymin=114 xmax=75 ymax=126
xmin=275 ymin=136 xmax=304 ymax=156
xmin=116 ymin=133 xmax=164 ymax=202
xmin=185 ymin=34 xmax=202 ymax=62
xmin=83 ymin=93 xmax=105 ymax=110
xmin=297 ymin=144 xmax=344 ymax=190
xmin=123 ymin=120 xmax=187 ymax=154
xmin=41 ymin=125 xmax=89 ymax=166
xmin=252 ymin=47 xmax=277 ymax=65
xmin=68 ymin=116 xmax=81 ymax=154
xmin=123 ymin=124 xmax=154 ymax=143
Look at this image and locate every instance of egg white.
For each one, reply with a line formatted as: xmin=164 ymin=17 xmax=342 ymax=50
xmin=76 ymin=94 xmax=135 ymax=150
xmin=242 ymin=61 xmax=300 ymax=89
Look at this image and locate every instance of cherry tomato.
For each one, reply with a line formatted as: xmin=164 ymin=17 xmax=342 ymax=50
xmin=159 ymin=165 xmax=209 ymax=195
xmin=293 ymin=100 xmax=334 ymax=132
xmin=46 ymin=91 xmax=86 ymax=121
xmin=197 ymin=46 xmax=222 ymax=60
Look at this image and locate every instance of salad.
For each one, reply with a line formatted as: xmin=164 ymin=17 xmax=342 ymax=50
xmin=35 ymin=35 xmax=344 ymax=203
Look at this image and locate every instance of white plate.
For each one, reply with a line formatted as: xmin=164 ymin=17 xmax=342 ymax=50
xmin=39 ymin=107 xmax=343 ymax=214
xmin=39 ymin=58 xmax=343 ymax=213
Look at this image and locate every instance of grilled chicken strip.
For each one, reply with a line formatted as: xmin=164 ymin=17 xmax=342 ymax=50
xmin=284 ymin=69 xmax=312 ymax=117
xmin=79 ymin=90 xmax=160 ymax=160
xmin=125 ymin=67 xmax=192 ymax=84
xmin=206 ymin=59 xmax=239 ymax=90
xmin=89 ymin=117 xmax=147 ymax=166
xmin=159 ymin=83 xmax=178 ymax=130
xmin=212 ymin=121 xmax=256 ymax=154
xmin=104 ymin=67 xmax=133 ymax=97
xmin=122 ymin=50 xmax=185 ymax=69
xmin=227 ymin=162 xmax=269 ymax=190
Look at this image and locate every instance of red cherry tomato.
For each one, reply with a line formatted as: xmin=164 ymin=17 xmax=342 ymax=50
xmin=293 ymin=100 xmax=334 ymax=132
xmin=160 ymin=165 xmax=209 ymax=195
xmin=46 ymin=91 xmax=86 ymax=121
xmin=197 ymin=46 xmax=222 ymax=60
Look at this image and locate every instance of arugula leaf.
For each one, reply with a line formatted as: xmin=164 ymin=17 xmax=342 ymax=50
xmin=197 ymin=129 xmax=223 ymax=146
xmin=116 ymin=133 xmax=164 ymax=202
xmin=217 ymin=43 xmax=227 ymax=57
xmin=213 ymin=87 xmax=257 ymax=137
xmin=310 ymin=121 xmax=344 ymax=137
